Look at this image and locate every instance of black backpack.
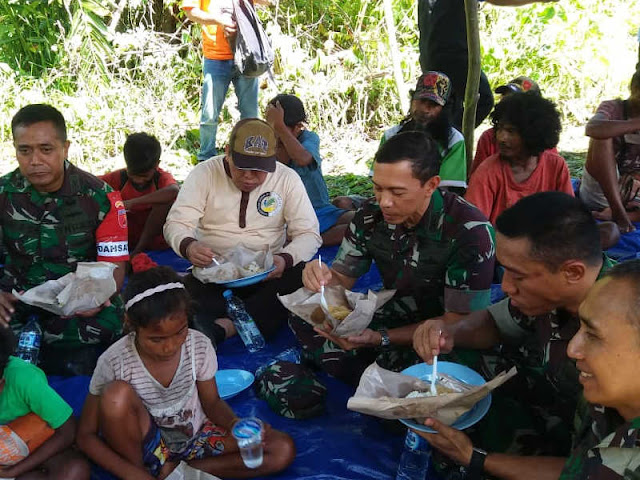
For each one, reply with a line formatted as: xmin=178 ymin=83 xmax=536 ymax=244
xmin=232 ymin=0 xmax=274 ymax=78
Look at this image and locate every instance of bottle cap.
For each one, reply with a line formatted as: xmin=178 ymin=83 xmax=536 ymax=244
xmin=223 ymin=289 xmax=233 ymax=298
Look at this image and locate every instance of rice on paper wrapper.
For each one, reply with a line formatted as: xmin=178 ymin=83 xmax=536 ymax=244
xmin=192 ymin=243 xmax=274 ymax=283
xmin=13 ymin=262 xmax=117 ymax=317
xmin=277 ymin=286 xmax=396 ymax=337
xmin=347 ymin=363 xmax=517 ymax=425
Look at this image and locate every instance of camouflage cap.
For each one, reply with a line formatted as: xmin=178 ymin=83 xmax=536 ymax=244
xmin=413 ymin=71 xmax=451 ymax=106
xmin=255 ymin=361 xmax=327 ymax=419
xmin=495 ymin=76 xmax=540 ymax=96
xmin=229 ymin=118 xmax=277 ymax=173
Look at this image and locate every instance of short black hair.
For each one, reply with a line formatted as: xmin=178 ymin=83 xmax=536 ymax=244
xmin=123 ymin=266 xmax=192 ymax=329
xmin=374 ymin=131 xmax=441 ymax=185
xmin=0 ymin=326 xmax=15 ymax=377
xmin=269 ymin=94 xmax=307 ymax=127
xmin=123 ymin=133 xmax=162 ymax=175
xmin=603 ymin=259 xmax=640 ymax=328
xmin=490 ymin=92 xmax=561 ymax=157
xmin=496 ymin=192 xmax=602 ymax=271
xmin=12 ymin=104 xmax=67 ymax=142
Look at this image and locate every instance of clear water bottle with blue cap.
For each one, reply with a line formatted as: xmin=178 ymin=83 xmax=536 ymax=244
xmin=15 ymin=315 xmax=42 ymax=365
xmin=222 ymin=290 xmax=265 ymax=352
xmin=396 ymin=429 xmax=431 ymax=480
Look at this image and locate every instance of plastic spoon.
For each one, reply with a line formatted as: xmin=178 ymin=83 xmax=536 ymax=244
xmin=207 ymin=256 xmax=221 ymax=268
xmin=430 ymin=354 xmax=438 ymax=396
xmin=318 ymin=255 xmax=329 ymax=311
xmin=430 ymin=329 xmax=441 ymax=396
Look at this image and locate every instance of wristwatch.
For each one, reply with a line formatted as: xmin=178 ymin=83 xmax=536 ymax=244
xmin=378 ymin=328 xmax=391 ymax=347
xmin=467 ymin=447 xmax=488 ymax=480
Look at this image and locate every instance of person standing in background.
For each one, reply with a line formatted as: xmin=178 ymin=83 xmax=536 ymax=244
xmin=182 ymin=0 xmax=261 ymax=162
xmin=417 ymin=0 xmax=558 ymax=131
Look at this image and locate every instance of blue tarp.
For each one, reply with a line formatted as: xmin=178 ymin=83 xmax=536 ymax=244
xmin=49 ymin=247 xmax=406 ymax=480
xmin=47 ymin=221 xmax=640 ymax=479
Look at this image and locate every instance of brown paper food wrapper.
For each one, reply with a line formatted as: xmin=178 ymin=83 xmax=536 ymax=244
xmin=192 ymin=243 xmax=274 ymax=283
xmin=277 ymin=286 xmax=396 ymax=337
xmin=13 ymin=262 xmax=117 ymax=317
xmin=347 ymin=363 xmax=517 ymax=425
xmin=165 ymin=461 xmax=222 ymax=480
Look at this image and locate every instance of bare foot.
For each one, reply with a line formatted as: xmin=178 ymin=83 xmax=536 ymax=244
xmin=215 ymin=317 xmax=237 ymax=339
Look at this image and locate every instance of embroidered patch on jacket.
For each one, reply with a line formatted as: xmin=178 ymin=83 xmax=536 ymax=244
xmin=257 ymin=192 xmax=282 ymax=217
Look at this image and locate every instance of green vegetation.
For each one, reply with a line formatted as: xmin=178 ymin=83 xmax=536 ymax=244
xmin=0 ymin=0 xmax=638 ymax=188
xmin=325 ymin=173 xmax=373 ymax=199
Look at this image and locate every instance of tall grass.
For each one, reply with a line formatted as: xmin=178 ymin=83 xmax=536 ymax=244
xmin=0 ymin=0 xmax=637 ymax=179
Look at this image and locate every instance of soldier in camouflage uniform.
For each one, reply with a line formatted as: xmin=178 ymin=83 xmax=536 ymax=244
xmin=0 ymin=104 xmax=129 ymax=375
xmin=292 ymin=131 xmax=495 ymax=387
xmin=413 ymin=192 xmax=614 ymax=478
xmin=560 ymin=260 xmax=640 ymax=480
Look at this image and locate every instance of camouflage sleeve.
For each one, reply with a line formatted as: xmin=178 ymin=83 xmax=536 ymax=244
xmin=331 ymin=209 xmax=373 ymax=280
xmin=559 ymin=415 xmax=640 ymax=480
xmin=486 ymin=298 xmax=532 ymax=346
xmin=444 ymin=220 xmax=495 ymax=313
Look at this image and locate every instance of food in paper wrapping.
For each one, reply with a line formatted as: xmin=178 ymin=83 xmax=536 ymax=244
xmin=165 ymin=461 xmax=222 ymax=480
xmin=347 ymin=363 xmax=517 ymax=426
xmin=192 ymin=244 xmax=273 ymax=284
xmin=277 ymin=286 xmax=396 ymax=337
xmin=13 ymin=262 xmax=117 ymax=317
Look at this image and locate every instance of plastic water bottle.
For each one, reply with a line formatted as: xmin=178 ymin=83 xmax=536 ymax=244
xmin=255 ymin=347 xmax=301 ymax=378
xmin=396 ymin=430 xmax=431 ymax=480
xmin=15 ymin=315 xmax=42 ymax=365
xmin=223 ymin=290 xmax=265 ymax=352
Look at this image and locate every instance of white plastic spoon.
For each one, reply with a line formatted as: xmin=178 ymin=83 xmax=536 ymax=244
xmin=318 ymin=255 xmax=329 ymax=311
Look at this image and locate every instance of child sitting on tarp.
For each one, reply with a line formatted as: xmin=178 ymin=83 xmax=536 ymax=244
xmin=77 ymin=266 xmax=295 ymax=479
xmin=0 ymin=325 xmax=89 ymax=479
xmin=265 ymin=94 xmax=355 ymax=246
xmin=101 ymin=133 xmax=179 ymax=258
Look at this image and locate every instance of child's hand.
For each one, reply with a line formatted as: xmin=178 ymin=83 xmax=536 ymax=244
xmin=265 ymin=102 xmax=286 ymax=130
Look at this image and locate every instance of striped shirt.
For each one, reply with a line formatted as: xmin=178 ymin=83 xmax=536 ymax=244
xmin=89 ymin=329 xmax=217 ymax=453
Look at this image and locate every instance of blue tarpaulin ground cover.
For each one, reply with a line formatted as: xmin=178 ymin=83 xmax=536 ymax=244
xmin=47 ymin=221 xmax=640 ymax=479
xmin=49 ymin=247 xmax=406 ymax=480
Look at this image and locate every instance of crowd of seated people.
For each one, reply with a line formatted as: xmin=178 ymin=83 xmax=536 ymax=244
xmin=2 ymin=29 xmax=640 ymax=480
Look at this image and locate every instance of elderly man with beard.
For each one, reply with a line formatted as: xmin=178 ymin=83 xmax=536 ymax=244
xmin=381 ymin=71 xmax=467 ymax=191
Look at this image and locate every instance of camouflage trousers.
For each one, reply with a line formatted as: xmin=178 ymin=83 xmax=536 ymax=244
xmin=9 ymin=299 xmax=123 ymax=349
xmin=289 ymin=315 xmax=421 ymax=387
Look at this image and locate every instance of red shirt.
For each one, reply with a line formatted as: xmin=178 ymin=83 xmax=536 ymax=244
xmin=100 ymin=168 xmax=177 ymax=248
xmin=465 ymin=151 xmax=574 ymax=225
xmin=471 ymin=127 xmax=559 ymax=176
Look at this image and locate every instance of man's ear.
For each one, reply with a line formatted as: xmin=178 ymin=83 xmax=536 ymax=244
xmin=561 ymin=260 xmax=587 ymax=284
xmin=424 ymin=175 xmax=441 ymax=194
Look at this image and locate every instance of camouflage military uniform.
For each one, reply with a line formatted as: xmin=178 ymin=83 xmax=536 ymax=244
xmin=443 ymin=257 xmax=616 ymax=460
xmin=560 ymin=403 xmax=637 ymax=479
xmin=0 ymin=162 xmax=129 ymax=349
xmin=291 ymin=189 xmax=496 ymax=386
